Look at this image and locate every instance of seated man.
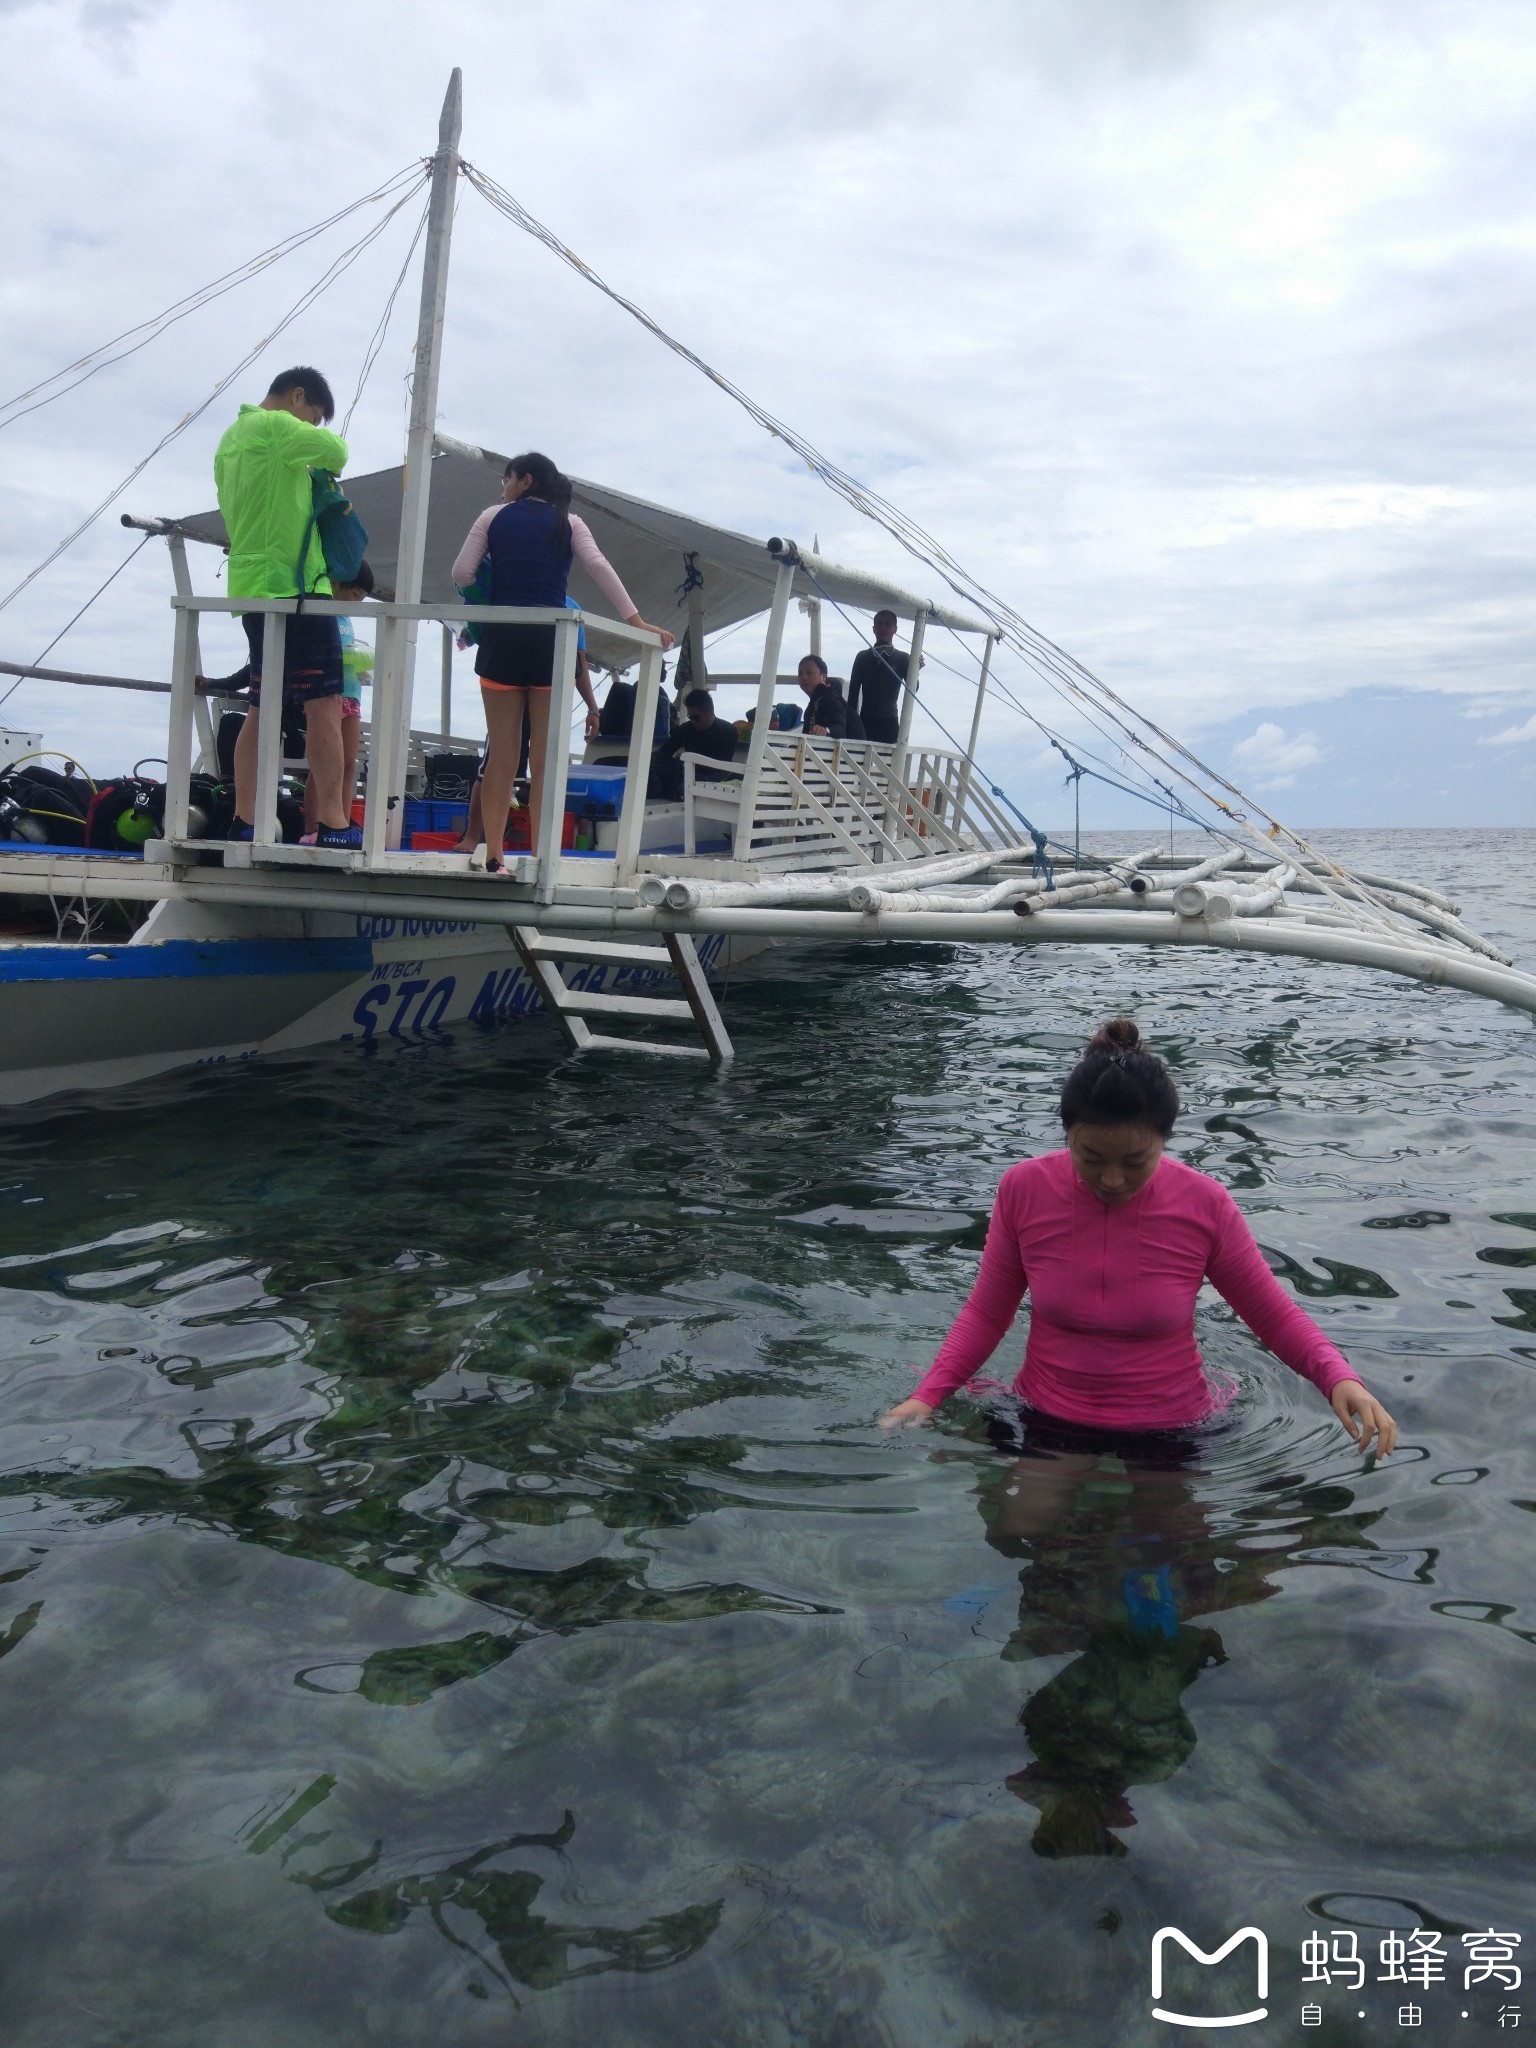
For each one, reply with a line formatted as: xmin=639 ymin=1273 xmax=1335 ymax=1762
xmin=599 ymin=665 xmax=672 ymax=746
xmin=647 ymin=688 xmax=740 ymax=800
xmin=797 ymin=654 xmax=852 ymax=738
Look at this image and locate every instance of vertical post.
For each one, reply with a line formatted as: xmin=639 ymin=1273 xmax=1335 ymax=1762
xmin=370 ymin=68 xmax=462 ymax=860
xmin=439 ymin=621 xmax=454 ymax=739
xmin=361 ymin=612 xmax=398 ymax=865
xmin=734 ymin=556 xmax=796 ymax=857
xmin=164 ymin=534 xmax=216 ymax=770
xmin=884 ymin=605 xmax=929 ymax=857
xmin=953 ymin=630 xmax=995 ymax=839
xmin=534 ymin=613 xmax=578 ymax=900
xmin=1074 ymin=768 xmax=1081 ymax=868
xmin=802 ymin=595 xmax=822 ymax=658
xmin=686 ymin=577 xmax=706 ymax=707
xmin=252 ymin=608 xmax=288 ymax=847
xmin=164 ymin=598 xmax=198 ymax=842
xmin=614 ymin=636 xmax=663 ymax=879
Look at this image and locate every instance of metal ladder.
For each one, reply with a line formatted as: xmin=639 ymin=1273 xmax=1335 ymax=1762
xmin=510 ymin=930 xmax=733 ymax=1062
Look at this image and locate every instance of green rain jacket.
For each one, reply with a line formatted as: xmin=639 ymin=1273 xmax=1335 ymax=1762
xmin=213 ymin=404 xmax=349 ymax=601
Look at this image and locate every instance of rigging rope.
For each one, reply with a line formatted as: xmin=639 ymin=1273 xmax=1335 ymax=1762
xmin=0 ymin=171 xmax=430 ymax=622
xmin=788 ymin=552 xmax=1055 ymax=852
xmin=342 ymin=189 xmax=432 ymax=437
xmin=792 ymin=549 xmax=1208 ymax=875
xmin=460 ymin=157 xmax=1412 ymax=928
xmin=0 ymin=533 xmax=153 ymax=713
xmin=0 ymin=163 xmax=428 ymax=434
xmin=922 ymin=625 xmax=1211 ymax=834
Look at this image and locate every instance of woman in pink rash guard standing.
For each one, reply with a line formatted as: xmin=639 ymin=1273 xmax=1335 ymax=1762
xmin=881 ymin=1017 xmax=1396 ymax=1460
xmin=451 ymin=452 xmax=674 ymax=872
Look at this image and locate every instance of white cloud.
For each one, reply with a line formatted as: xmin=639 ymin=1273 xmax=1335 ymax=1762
xmin=1230 ymin=721 xmax=1326 ymax=788
xmin=1480 ymin=711 xmax=1536 ymax=745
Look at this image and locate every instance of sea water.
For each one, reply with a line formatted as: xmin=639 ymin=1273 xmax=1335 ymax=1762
xmin=0 ymin=829 xmax=1533 ymax=2047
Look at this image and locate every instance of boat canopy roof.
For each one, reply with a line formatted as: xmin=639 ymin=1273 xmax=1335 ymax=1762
xmin=148 ymin=432 xmax=990 ymax=670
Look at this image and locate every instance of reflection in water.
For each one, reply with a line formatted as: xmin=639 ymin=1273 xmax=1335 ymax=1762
xmin=258 ymin=1805 xmax=723 ymax=2002
xmin=975 ymin=1428 xmax=1386 ymax=1858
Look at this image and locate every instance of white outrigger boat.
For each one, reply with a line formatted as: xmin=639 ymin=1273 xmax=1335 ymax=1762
xmin=2 ymin=72 xmax=1532 ymax=1106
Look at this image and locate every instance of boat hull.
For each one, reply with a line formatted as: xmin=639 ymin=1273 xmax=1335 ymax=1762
xmin=0 ymin=917 xmax=753 ymax=1103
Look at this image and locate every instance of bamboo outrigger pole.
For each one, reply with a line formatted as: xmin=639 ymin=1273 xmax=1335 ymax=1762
xmin=365 ymin=68 xmax=463 ymax=861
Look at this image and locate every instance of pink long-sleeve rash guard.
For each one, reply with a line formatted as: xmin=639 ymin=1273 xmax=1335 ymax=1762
xmin=912 ymin=1150 xmax=1356 ymax=1430
xmin=451 ymin=506 xmax=638 ymax=620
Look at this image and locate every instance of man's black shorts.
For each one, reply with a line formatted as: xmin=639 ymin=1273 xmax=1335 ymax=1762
xmin=241 ymin=612 xmax=344 ymax=708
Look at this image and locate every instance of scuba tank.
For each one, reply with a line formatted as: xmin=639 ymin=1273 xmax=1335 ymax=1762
xmin=0 ymin=758 xmax=92 ymax=845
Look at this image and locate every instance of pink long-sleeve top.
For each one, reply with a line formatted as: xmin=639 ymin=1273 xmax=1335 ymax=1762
xmin=451 ymin=505 xmax=638 ymax=619
xmin=912 ymin=1149 xmax=1357 ymax=1430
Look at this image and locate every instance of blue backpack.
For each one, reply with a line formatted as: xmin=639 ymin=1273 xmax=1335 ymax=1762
xmin=297 ymin=469 xmax=369 ymax=594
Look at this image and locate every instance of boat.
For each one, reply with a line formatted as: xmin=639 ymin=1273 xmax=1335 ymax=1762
xmin=2 ymin=69 xmax=1532 ymax=1106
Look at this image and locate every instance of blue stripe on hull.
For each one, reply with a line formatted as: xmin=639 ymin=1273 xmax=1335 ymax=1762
xmin=0 ymin=939 xmax=374 ymax=983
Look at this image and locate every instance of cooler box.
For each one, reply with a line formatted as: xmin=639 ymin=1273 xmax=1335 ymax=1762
xmin=563 ymin=765 xmax=627 ymax=819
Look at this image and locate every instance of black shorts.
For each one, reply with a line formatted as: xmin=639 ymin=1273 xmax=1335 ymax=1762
xmin=986 ymin=1400 xmax=1208 ymax=1471
xmin=242 ymin=613 xmax=344 ymax=707
xmin=476 ymin=622 xmax=556 ymax=691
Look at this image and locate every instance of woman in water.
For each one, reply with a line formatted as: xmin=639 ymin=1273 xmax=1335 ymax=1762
xmin=881 ymin=1018 xmax=1397 ymax=1457
xmin=451 ymin=453 xmax=674 ymax=871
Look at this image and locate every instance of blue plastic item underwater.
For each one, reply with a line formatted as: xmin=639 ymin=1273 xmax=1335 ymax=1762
xmin=1122 ymin=1564 xmax=1180 ymax=1639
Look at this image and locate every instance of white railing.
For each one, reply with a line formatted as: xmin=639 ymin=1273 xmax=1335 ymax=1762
xmin=163 ymin=594 xmax=665 ymax=899
xmin=722 ymin=734 xmax=1015 ymax=869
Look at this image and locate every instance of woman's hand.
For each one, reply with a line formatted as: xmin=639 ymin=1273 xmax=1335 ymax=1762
xmin=1331 ymin=1379 xmax=1396 ymax=1458
xmin=628 ymin=614 xmax=676 ymax=651
xmin=583 ymin=709 xmax=601 ymax=740
xmin=880 ymin=1397 xmax=936 ymax=1430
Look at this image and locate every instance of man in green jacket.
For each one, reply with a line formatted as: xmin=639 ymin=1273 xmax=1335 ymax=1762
xmin=213 ymin=366 xmax=360 ymax=847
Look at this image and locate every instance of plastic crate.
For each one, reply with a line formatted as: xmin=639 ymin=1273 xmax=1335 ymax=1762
xmin=403 ymin=797 xmax=470 ymax=835
xmin=408 ymin=830 xmax=464 ymax=851
xmin=503 ymin=809 xmax=576 ymax=851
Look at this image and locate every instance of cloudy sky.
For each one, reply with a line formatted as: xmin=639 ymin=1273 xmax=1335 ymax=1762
xmin=1 ymin=0 xmax=1532 ymax=827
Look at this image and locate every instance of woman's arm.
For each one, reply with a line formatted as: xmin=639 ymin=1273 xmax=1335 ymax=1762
xmin=568 ymin=517 xmax=675 ymax=645
xmin=575 ymin=647 xmax=600 ymax=735
xmin=882 ymin=1177 xmax=1028 ymax=1424
xmin=1207 ymin=1194 xmax=1395 ymax=1453
xmin=452 ymin=507 xmax=499 ymax=591
xmin=568 ymin=515 xmax=638 ymax=618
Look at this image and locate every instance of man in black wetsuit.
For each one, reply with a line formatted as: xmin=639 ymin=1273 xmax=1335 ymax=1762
xmin=846 ymin=609 xmax=909 ymax=744
xmin=647 ymin=688 xmax=741 ymax=799
xmin=797 ymin=655 xmax=855 ymax=738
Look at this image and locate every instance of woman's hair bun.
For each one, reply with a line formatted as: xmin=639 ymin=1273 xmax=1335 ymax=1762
xmin=1086 ymin=1017 xmax=1142 ymax=1057
xmin=1058 ymin=1015 xmax=1179 ymax=1135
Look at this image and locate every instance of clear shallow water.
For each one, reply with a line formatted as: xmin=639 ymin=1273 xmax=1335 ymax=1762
xmin=0 ymin=828 xmax=1533 ymax=2047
